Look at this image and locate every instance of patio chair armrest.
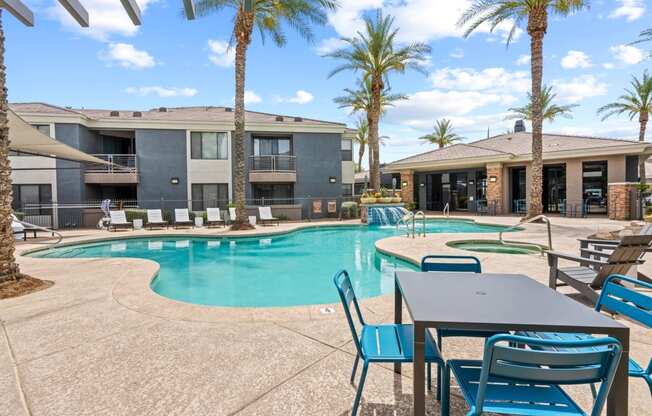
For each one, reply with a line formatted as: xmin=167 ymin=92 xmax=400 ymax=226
xmin=546 ymin=251 xmax=608 ymax=267
xmin=579 ymin=248 xmax=612 ymax=259
xmin=578 ymin=238 xmax=619 ymax=246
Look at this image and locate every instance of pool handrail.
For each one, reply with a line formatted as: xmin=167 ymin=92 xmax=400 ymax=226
xmin=413 ymin=211 xmax=426 ymax=238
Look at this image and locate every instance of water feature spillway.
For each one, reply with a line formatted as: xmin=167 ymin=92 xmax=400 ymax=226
xmin=367 ymin=206 xmax=408 ymax=226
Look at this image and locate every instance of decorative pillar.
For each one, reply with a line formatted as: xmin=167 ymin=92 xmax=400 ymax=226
xmin=608 ymin=182 xmax=638 ymax=221
xmin=486 ymin=163 xmax=504 ymax=215
xmin=400 ymin=170 xmax=414 ymax=204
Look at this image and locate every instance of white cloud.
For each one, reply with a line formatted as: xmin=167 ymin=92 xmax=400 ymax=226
xmin=244 ymin=91 xmax=262 ymax=104
xmin=430 ymin=67 xmax=530 ymax=94
xmin=125 ymin=86 xmax=198 ymax=97
xmin=552 ymin=75 xmax=608 ymax=103
xmin=450 ymin=48 xmax=464 ymax=59
xmin=287 ymin=90 xmax=314 ymax=104
xmin=208 ymin=39 xmax=235 ymax=67
xmin=48 ymin=0 xmax=157 ymax=41
xmin=327 ymin=0 xmax=383 ymax=38
xmin=100 ymin=43 xmax=156 ymax=69
xmin=561 ymin=50 xmax=592 ymax=69
xmin=610 ymin=44 xmax=645 ymax=65
xmin=315 ymin=37 xmax=349 ymax=55
xmin=610 ymin=0 xmax=645 ymax=22
xmin=515 ymin=54 xmax=531 ymax=66
xmin=602 ymin=63 xmax=615 ymax=70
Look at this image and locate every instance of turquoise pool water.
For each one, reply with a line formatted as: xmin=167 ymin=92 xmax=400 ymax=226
xmin=30 ymin=220 xmax=511 ymax=307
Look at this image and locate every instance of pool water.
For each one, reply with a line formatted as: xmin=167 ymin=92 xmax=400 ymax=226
xmin=30 ymin=220 xmax=511 ymax=307
xmin=447 ymin=240 xmax=544 ymax=255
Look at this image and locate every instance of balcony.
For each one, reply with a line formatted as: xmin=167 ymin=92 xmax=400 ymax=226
xmin=84 ymin=154 xmax=139 ymax=184
xmin=248 ymin=155 xmax=297 ymax=183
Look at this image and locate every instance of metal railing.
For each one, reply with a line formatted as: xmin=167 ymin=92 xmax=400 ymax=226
xmin=397 ymin=210 xmax=426 ymax=238
xmin=498 ymin=214 xmax=552 ymax=255
xmin=249 ymin=155 xmax=296 ymax=172
xmin=443 ymin=203 xmax=450 ymax=217
xmin=86 ymin=154 xmax=137 ymax=173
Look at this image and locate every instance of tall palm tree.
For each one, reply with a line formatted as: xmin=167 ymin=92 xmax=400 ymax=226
xmin=507 ymin=85 xmax=577 ymax=123
xmin=326 ymin=11 xmax=430 ymax=191
xmin=352 ymin=117 xmax=368 ymax=172
xmin=196 ymin=0 xmax=338 ymax=230
xmin=334 ymin=78 xmax=406 ymax=172
xmin=0 ymin=11 xmax=19 ymax=282
xmin=419 ymin=119 xmax=462 ymax=149
xmin=598 ymin=72 xmax=652 ymax=184
xmin=458 ymin=0 xmax=589 ymax=218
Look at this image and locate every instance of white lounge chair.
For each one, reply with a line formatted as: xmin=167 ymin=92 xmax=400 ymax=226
xmin=108 ymin=210 xmax=132 ymax=231
xmin=174 ymin=208 xmax=194 ymax=229
xmin=229 ymin=207 xmax=237 ymax=225
xmin=146 ymin=209 xmax=168 ymax=229
xmin=206 ymin=208 xmax=225 ymax=228
xmin=259 ymin=206 xmax=279 ymax=226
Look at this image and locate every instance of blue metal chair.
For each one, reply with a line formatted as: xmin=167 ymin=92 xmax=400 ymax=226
xmin=421 ymin=255 xmax=500 ymax=400
xmin=441 ymin=334 xmax=622 ymax=416
xmin=334 ymin=270 xmax=444 ymax=416
xmin=517 ymin=274 xmax=652 ymax=396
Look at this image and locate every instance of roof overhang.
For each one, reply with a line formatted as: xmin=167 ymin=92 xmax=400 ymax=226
xmin=5 ymin=0 xmax=141 ymax=27
xmin=8 ymin=110 xmax=110 ymax=165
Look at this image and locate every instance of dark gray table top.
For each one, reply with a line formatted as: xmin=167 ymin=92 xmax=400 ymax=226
xmin=395 ymin=272 xmax=627 ymax=334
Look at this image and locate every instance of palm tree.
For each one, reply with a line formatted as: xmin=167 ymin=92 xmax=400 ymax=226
xmin=458 ymin=0 xmax=589 ymax=218
xmin=0 ymin=11 xmax=19 ymax=282
xmin=334 ymin=78 xmax=406 ymax=172
xmin=507 ymin=85 xmax=577 ymax=123
xmin=634 ymin=28 xmax=652 ymax=45
xmin=196 ymin=0 xmax=338 ymax=230
xmin=326 ymin=11 xmax=430 ymax=191
xmin=598 ymin=72 xmax=652 ymax=184
xmin=419 ymin=119 xmax=462 ymax=149
xmin=352 ymin=117 xmax=368 ymax=172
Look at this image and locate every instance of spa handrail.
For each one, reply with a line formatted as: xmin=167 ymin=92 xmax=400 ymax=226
xmin=498 ymin=214 xmax=552 ymax=251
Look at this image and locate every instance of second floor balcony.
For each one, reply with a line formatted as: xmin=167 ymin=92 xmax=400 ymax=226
xmin=249 ymin=155 xmax=297 ymax=183
xmin=84 ymin=154 xmax=139 ymax=184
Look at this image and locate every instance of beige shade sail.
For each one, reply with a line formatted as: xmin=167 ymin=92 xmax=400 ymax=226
xmin=8 ymin=109 xmax=110 ymax=165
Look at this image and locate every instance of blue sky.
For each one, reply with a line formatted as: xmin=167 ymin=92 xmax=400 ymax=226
xmin=7 ymin=1 xmax=652 ymax=165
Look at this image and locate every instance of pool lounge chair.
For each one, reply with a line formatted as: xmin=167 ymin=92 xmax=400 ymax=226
xmin=146 ymin=209 xmax=168 ymax=229
xmin=259 ymin=206 xmax=279 ymax=226
xmin=174 ymin=209 xmax=194 ymax=229
xmin=108 ymin=210 xmax=133 ymax=231
xmin=548 ymin=234 xmax=652 ymax=303
xmin=206 ymin=208 xmax=225 ymax=228
xmin=228 ymin=207 xmax=236 ymax=225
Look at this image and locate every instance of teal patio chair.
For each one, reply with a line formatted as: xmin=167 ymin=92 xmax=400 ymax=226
xmin=421 ymin=255 xmax=500 ymax=400
xmin=517 ymin=274 xmax=652 ymax=396
xmin=334 ymin=270 xmax=444 ymax=416
xmin=442 ymin=334 xmax=622 ymax=416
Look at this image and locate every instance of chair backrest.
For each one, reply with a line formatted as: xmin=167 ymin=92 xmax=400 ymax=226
xmin=596 ymin=274 xmax=652 ymax=328
xmin=147 ymin=209 xmax=163 ymax=223
xmin=109 ymin=210 xmax=127 ymax=224
xmin=175 ymin=208 xmax=190 ymax=222
xmin=420 ymin=255 xmax=481 ymax=273
xmin=333 ymin=270 xmax=366 ymax=356
xmin=229 ymin=207 xmax=236 ymax=220
xmin=259 ymin=206 xmax=273 ymax=220
xmin=639 ymin=223 xmax=652 ymax=236
xmin=207 ymin=207 xmax=221 ymax=221
xmin=596 ymin=235 xmax=652 ymax=286
xmin=476 ymin=334 xmax=622 ymax=416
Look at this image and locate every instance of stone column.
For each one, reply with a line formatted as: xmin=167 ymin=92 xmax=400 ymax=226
xmin=608 ymin=182 xmax=638 ymax=220
xmin=486 ymin=163 xmax=504 ymax=215
xmin=400 ymin=170 xmax=414 ymax=204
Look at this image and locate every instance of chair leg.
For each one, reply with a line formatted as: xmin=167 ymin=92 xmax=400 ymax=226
xmin=441 ymin=362 xmax=450 ymax=416
xmin=437 ymin=332 xmax=443 ymax=401
xmin=427 ymin=363 xmax=431 ymax=391
xmin=350 ymin=355 xmax=360 ymax=385
xmin=351 ymin=361 xmax=369 ymax=416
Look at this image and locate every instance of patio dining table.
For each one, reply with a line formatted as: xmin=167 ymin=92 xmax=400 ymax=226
xmin=394 ymin=271 xmax=630 ymax=416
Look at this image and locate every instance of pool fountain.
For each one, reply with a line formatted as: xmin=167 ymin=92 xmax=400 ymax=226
xmin=366 ymin=205 xmax=408 ymax=226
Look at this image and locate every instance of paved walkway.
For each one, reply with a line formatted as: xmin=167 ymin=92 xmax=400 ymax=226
xmin=1 ymin=216 xmax=651 ymax=415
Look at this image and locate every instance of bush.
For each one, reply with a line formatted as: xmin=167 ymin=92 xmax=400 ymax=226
xmin=341 ymin=202 xmax=359 ymax=219
xmin=124 ymin=209 xmax=148 ymax=223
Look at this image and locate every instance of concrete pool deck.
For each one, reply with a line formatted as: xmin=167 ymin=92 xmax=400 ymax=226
xmin=1 ymin=216 xmax=651 ymax=415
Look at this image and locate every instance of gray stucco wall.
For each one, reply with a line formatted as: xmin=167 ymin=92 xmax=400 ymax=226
xmin=55 ymin=124 xmax=101 ymax=203
xmin=136 ymin=129 xmax=188 ymax=208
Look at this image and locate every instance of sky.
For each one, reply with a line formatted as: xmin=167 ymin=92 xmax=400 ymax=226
xmin=6 ymin=0 xmax=652 ymax=166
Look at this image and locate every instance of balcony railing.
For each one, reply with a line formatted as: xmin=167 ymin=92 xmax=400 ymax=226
xmin=249 ymin=155 xmax=296 ymax=172
xmin=86 ymin=154 xmax=137 ymax=173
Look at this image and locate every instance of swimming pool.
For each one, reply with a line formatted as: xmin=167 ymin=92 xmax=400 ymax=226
xmin=30 ymin=220 xmax=511 ymax=307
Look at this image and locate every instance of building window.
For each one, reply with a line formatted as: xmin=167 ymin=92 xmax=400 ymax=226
xmin=191 ymin=183 xmax=229 ymax=211
xmin=341 ymin=139 xmax=353 ymax=161
xmin=342 ymin=184 xmax=353 ymax=197
xmin=252 ymin=184 xmax=294 ymax=205
xmin=12 ymin=184 xmax=52 ymax=215
xmin=583 ymin=161 xmax=608 ymax=214
xmin=32 ymin=124 xmax=51 ymax=137
xmin=191 ymin=132 xmax=228 ymax=160
xmin=253 ymin=136 xmax=292 ymax=156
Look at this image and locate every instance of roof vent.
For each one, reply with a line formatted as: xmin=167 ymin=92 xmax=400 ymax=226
xmin=294 ymin=117 xmax=303 ymax=122
xmin=158 ymin=107 xmax=168 ymax=113
xmin=133 ymin=111 xmax=142 ymax=117
xmin=514 ymin=119 xmax=526 ymax=133
xmin=224 ymin=107 xmax=233 ymax=112
xmin=109 ymin=111 xmax=120 ymax=117
xmin=275 ymin=116 xmax=284 ymax=122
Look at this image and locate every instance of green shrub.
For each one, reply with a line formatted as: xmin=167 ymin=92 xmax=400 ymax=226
xmin=124 ymin=209 xmax=148 ymax=223
xmin=341 ymin=202 xmax=359 ymax=219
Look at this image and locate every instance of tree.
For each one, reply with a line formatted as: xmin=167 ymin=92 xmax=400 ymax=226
xmin=326 ymin=10 xmax=430 ymax=191
xmin=352 ymin=117 xmax=368 ymax=172
xmin=598 ymin=72 xmax=652 ymax=184
xmin=418 ymin=119 xmax=462 ymax=149
xmin=459 ymin=0 xmax=588 ymax=218
xmin=196 ymin=0 xmax=338 ymax=229
xmin=507 ymin=85 xmax=577 ymax=123
xmin=334 ymin=77 xmax=406 ymax=171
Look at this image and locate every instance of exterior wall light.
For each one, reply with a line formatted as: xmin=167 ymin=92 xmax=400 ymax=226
xmin=402 ymin=181 xmax=408 ymax=188
xmin=170 ymin=177 xmax=180 ymax=185
xmin=329 ymin=177 xmax=337 ymax=184
xmin=489 ymin=176 xmax=498 ymax=183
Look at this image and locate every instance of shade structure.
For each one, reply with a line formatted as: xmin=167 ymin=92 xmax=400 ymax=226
xmin=7 ymin=109 xmax=110 ymax=165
